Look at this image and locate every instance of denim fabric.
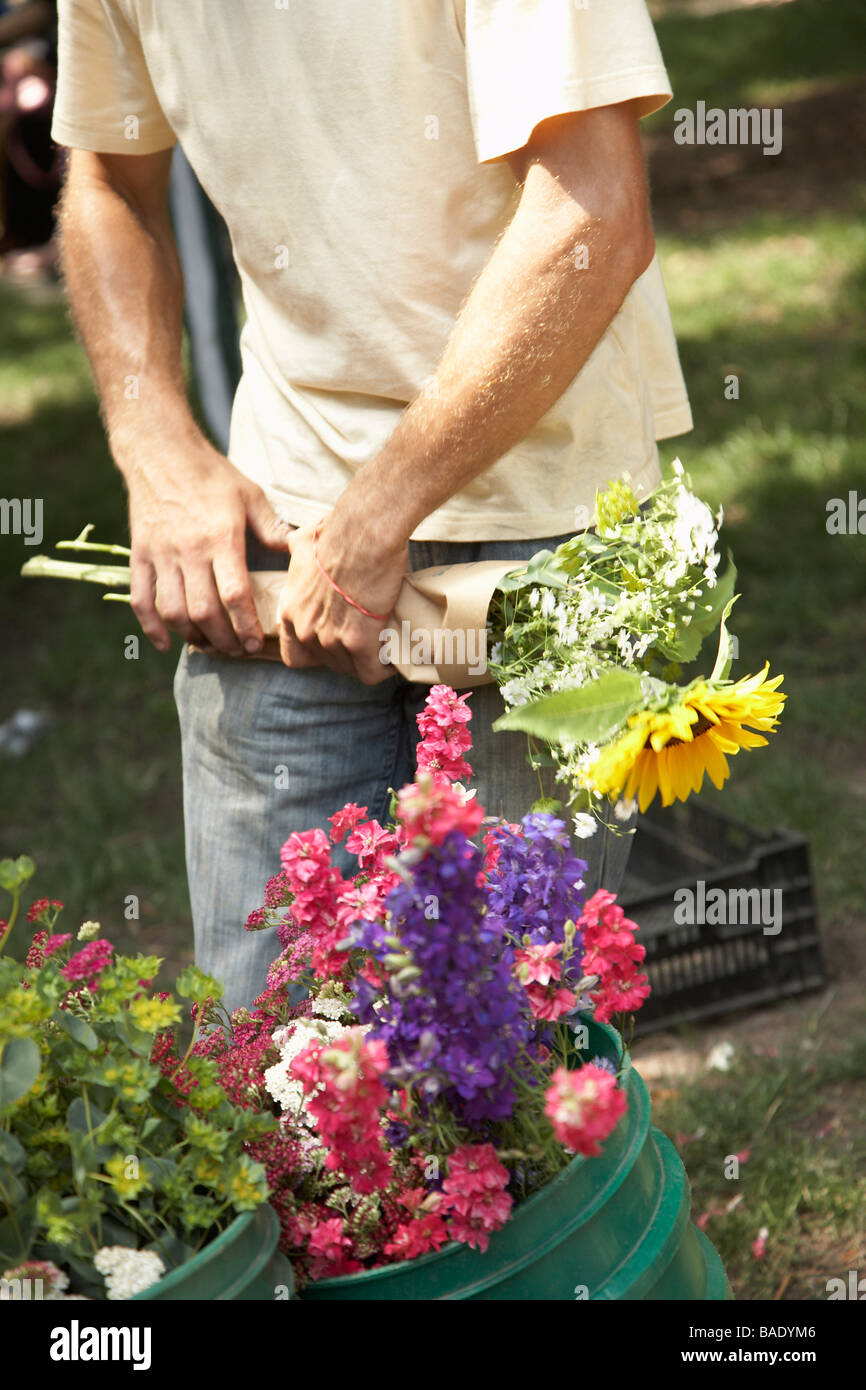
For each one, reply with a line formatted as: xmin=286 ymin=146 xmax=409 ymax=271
xmin=173 ymin=531 xmax=636 ymax=1013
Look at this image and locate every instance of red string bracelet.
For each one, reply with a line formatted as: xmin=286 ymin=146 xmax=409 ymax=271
xmin=312 ymin=522 xmax=390 ymax=623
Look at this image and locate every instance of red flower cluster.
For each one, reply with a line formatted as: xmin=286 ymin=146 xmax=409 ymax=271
xmin=25 ymin=897 xmax=63 ymax=924
xmin=439 ymin=1143 xmax=513 ymax=1253
xmin=60 ymin=938 xmax=114 ymax=986
xmin=513 ymin=941 xmax=577 ymax=1021
xmin=415 ymin=684 xmax=473 ymax=784
xmin=395 ymin=772 xmax=484 ymax=847
xmin=280 ymin=829 xmax=351 ymax=979
xmin=578 ymin=890 xmax=650 ymax=1023
xmin=291 ymin=1028 xmax=393 ymax=1195
xmin=544 ymin=1063 xmax=627 ymax=1157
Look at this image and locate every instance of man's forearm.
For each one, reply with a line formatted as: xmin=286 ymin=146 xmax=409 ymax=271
xmin=333 ymin=106 xmax=654 ymax=546
xmin=58 ymin=151 xmax=196 ymax=474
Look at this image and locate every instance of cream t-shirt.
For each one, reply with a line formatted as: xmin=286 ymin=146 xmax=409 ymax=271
xmin=52 ymin=0 xmax=692 ymax=541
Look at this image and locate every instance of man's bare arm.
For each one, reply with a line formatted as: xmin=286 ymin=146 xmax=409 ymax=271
xmin=281 ymin=101 xmax=656 ymax=682
xmin=58 ymin=148 xmax=289 ymax=655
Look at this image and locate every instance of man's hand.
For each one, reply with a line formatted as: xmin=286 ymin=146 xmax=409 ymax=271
xmin=127 ymin=434 xmax=290 ymax=655
xmin=277 ymin=509 xmax=407 ymax=684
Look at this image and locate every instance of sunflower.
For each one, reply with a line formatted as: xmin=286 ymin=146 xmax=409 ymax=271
xmin=583 ymin=665 xmax=786 ymax=812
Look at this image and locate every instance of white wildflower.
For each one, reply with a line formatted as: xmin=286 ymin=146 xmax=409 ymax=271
xmin=572 ymin=813 xmax=598 ymax=839
xmin=94 ymin=1247 xmax=165 ymax=1301
xmin=77 ymin=920 xmax=101 ymax=941
xmin=540 ymin=588 xmax=556 ymax=618
xmin=706 ymin=1041 xmax=736 ymax=1073
xmin=613 ymin=796 xmax=638 ymax=822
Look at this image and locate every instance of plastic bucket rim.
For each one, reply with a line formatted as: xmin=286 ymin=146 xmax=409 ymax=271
xmin=130 ymin=1204 xmax=275 ymax=1300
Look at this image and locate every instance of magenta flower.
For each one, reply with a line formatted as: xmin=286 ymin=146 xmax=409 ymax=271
xmin=60 ymin=939 xmax=114 ymax=985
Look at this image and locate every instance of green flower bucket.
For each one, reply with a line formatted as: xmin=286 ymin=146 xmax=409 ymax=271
xmin=301 ymin=1019 xmax=730 ymax=1301
xmin=132 ymin=1204 xmax=293 ymax=1301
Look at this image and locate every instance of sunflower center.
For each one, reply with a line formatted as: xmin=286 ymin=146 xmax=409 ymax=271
xmin=651 ymin=712 xmax=714 ymax=750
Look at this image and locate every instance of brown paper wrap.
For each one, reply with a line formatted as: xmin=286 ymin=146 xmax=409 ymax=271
xmin=191 ymin=560 xmax=521 ymax=687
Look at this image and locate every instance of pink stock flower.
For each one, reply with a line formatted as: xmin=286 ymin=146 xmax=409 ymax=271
xmin=345 ymin=819 xmax=400 ymax=873
xmin=308 ymin=1217 xmax=353 ymax=1265
xmin=514 ymin=941 xmax=562 ymax=986
xmin=440 ymin=1143 xmax=513 ymax=1253
xmin=415 ymin=685 xmax=474 ymax=784
xmin=525 ymin=982 xmax=577 ymax=1021
xmin=545 ymin=1063 xmax=627 ymax=1157
xmin=329 ymin=803 xmax=369 ymax=844
xmin=279 ymin=829 xmax=351 ymax=979
xmin=292 ymin=1029 xmax=393 ymax=1195
xmin=384 ymin=1211 xmax=449 ymax=1261
xmin=395 ymin=771 xmax=484 ymax=847
xmin=578 ymin=889 xmax=650 ymax=1024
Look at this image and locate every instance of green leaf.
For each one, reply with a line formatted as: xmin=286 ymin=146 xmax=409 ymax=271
xmin=710 ymin=595 xmax=740 ymax=683
xmin=494 ymin=669 xmax=646 ymax=748
xmin=175 ymin=965 xmax=223 ymax=1004
xmin=655 ymin=556 xmax=738 ymax=664
xmin=114 ymin=1011 xmax=157 ymax=1057
xmin=0 ymin=1200 xmax=36 ymax=1265
xmin=54 ymin=1009 xmax=98 ymax=1052
xmin=0 ymin=1130 xmax=26 ymax=1170
xmin=67 ymin=1096 xmax=109 ymax=1135
xmin=495 ymin=549 xmax=568 ymax=594
xmin=0 ymin=856 xmax=35 ymax=893
xmin=0 ymin=1038 xmax=42 ymax=1111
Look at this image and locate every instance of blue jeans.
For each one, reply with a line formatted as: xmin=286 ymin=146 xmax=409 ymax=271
xmin=173 ymin=532 xmax=636 ymax=1013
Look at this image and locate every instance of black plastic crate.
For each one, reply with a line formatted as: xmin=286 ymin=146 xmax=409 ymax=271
xmin=617 ymin=798 xmax=825 ymax=1036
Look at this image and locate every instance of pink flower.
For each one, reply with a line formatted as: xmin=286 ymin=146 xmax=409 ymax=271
xmin=384 ymin=1212 xmax=449 ymax=1261
xmin=61 ymin=939 xmax=114 ymax=985
xmin=525 ymin=982 xmax=577 ymax=1021
xmin=514 ymin=941 xmax=562 ymax=986
xmin=308 ymin=1217 xmax=351 ymax=1262
xmin=578 ymin=890 xmax=650 ymax=1023
xmin=752 ymin=1226 xmax=769 ymax=1260
xmin=415 ymin=685 xmax=474 ymax=784
xmin=329 ymin=802 xmax=369 ymax=844
xmin=43 ymin=933 xmax=71 ymax=958
xmin=345 ymin=819 xmax=400 ymax=873
xmin=396 ymin=771 xmax=484 ymax=847
xmin=440 ymin=1143 xmax=513 ymax=1253
xmin=291 ymin=1029 xmax=393 ymax=1195
xmin=545 ymin=1063 xmax=627 ymax=1157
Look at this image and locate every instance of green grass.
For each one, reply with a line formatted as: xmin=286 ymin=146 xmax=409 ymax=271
xmin=651 ymin=1003 xmax=866 ymax=1299
xmin=0 ymin=283 xmax=193 ymax=974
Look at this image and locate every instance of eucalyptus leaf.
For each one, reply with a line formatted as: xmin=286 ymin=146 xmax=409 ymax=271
xmin=0 ymin=1037 xmax=42 ymax=1111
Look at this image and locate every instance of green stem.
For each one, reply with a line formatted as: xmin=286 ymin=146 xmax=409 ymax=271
xmin=0 ymin=887 xmax=20 ymax=956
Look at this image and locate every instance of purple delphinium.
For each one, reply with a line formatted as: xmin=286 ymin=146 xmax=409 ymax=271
xmin=351 ymin=829 xmax=530 ymax=1126
xmin=486 ymin=811 xmax=587 ymax=994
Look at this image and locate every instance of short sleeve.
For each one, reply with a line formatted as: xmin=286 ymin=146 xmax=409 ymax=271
xmin=461 ymin=0 xmax=673 ymax=163
xmin=51 ymin=0 xmax=176 ymax=154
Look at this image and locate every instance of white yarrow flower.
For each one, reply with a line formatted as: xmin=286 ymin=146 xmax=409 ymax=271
xmin=94 ymin=1247 xmax=165 ymax=1301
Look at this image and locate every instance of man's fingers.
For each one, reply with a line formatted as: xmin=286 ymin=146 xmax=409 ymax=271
xmin=130 ymin=555 xmax=172 ymax=652
xmin=181 ymin=565 xmax=244 ymax=654
xmin=212 ymin=551 xmax=265 ymax=653
xmin=153 ymin=565 xmax=207 ymax=646
xmin=246 ymin=486 xmax=293 ymax=554
xmin=278 ymin=616 xmax=320 ymax=669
